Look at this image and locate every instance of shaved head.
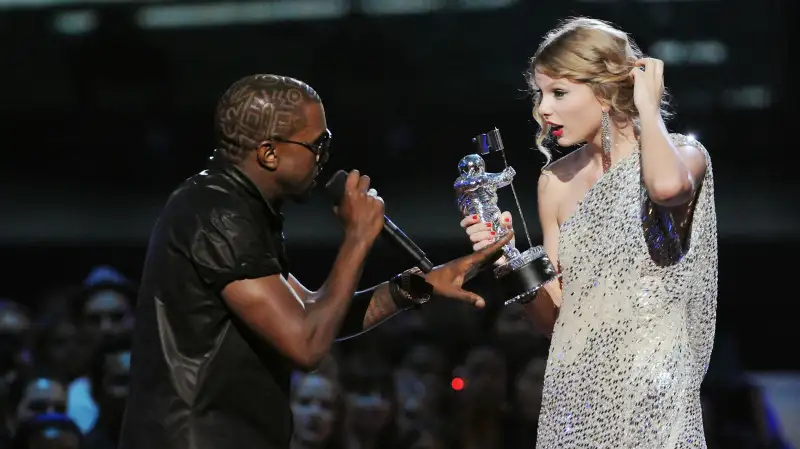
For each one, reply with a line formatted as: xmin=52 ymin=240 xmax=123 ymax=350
xmin=214 ymin=74 xmax=321 ymax=163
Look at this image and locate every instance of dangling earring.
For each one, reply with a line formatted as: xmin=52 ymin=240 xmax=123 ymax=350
xmin=601 ymin=110 xmax=612 ymax=173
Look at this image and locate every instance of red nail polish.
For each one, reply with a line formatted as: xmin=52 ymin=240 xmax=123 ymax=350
xmin=490 ymin=231 xmax=496 ymax=236
xmin=485 ymin=223 xmax=492 ymax=228
xmin=504 ymin=217 xmax=510 ymax=222
xmin=472 ymin=215 xmax=478 ymax=220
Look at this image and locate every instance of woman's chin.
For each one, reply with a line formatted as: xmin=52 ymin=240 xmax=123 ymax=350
xmin=554 ymin=135 xmax=585 ymax=148
xmin=554 ymin=136 xmax=573 ymax=147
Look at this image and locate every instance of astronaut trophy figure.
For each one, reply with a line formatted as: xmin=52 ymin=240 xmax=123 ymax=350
xmin=453 ymin=128 xmax=558 ymax=306
xmin=454 ymin=154 xmax=519 ymax=260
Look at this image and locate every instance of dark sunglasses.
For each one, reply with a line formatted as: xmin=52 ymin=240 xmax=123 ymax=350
xmin=270 ymin=129 xmax=332 ymax=171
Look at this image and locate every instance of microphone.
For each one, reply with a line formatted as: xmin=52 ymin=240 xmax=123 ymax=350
xmin=324 ymin=170 xmax=434 ymax=273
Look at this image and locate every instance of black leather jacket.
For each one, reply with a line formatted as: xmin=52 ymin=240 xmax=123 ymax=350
xmin=118 ymin=159 xmax=295 ymax=449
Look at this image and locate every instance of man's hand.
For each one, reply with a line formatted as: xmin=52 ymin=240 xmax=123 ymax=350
xmin=423 ymin=231 xmax=513 ymax=308
xmin=334 ymin=169 xmax=385 ymax=245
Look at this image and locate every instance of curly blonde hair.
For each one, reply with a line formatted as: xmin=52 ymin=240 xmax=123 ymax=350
xmin=527 ymin=17 xmax=672 ymax=166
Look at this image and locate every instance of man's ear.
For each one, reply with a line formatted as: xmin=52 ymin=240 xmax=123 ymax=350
xmin=256 ymin=141 xmax=278 ymax=170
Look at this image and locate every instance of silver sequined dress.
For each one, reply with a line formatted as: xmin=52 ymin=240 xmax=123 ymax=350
xmin=537 ymin=134 xmax=718 ymax=448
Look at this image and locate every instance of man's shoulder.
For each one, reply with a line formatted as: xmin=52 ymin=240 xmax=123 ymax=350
xmin=151 ymin=170 xmax=260 ymax=251
xmin=166 ymin=169 xmax=252 ymax=218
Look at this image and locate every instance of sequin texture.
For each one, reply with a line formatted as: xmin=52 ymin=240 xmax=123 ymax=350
xmin=537 ymin=134 xmax=718 ymax=448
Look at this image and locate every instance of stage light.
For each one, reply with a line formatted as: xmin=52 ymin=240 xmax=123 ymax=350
xmin=451 ymin=377 xmax=465 ymax=391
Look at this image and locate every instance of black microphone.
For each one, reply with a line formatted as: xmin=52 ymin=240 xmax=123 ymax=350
xmin=324 ymin=170 xmax=434 ymax=273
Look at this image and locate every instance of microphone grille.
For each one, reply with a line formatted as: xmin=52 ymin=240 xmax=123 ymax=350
xmin=324 ymin=170 xmax=348 ymax=206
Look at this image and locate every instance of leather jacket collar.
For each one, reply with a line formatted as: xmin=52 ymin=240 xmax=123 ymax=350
xmin=207 ymin=152 xmax=282 ymax=222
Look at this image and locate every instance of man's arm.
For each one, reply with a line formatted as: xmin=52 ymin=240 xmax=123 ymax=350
xmin=290 ymin=260 xmax=488 ymax=339
xmin=339 ymin=283 xmax=404 ymax=339
xmin=222 ymin=236 xmax=372 ymax=370
xmin=281 ymin=219 xmax=513 ymax=342
xmin=286 ymin=274 xmax=313 ymax=302
xmin=360 ymin=284 xmax=401 ymax=329
xmin=288 ymin=274 xmax=411 ymax=339
xmin=219 ymin=169 xmax=385 ymax=370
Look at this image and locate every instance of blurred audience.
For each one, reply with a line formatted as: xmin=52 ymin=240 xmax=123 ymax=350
xmin=451 ymin=346 xmax=510 ymax=449
xmin=65 ymin=267 xmax=135 ymax=435
xmin=1 ymin=301 xmax=33 ymax=392
xmin=290 ymin=370 xmax=343 ymax=449
xmin=338 ymin=350 xmax=401 ymax=449
xmin=82 ymin=338 xmax=131 ymax=449
xmin=0 ymin=266 xmax=793 ymax=448
xmin=11 ymin=412 xmax=83 ymax=449
xmin=507 ymin=355 xmax=546 ymax=448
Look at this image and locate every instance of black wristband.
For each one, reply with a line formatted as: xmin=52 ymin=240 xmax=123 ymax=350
xmin=389 ymin=268 xmax=433 ymax=309
xmin=389 ymin=278 xmax=418 ymax=310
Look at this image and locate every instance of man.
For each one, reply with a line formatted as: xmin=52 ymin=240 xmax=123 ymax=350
xmin=118 ymin=74 xmax=511 ymax=449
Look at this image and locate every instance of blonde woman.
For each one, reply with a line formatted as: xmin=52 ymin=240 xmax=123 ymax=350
xmin=461 ymin=17 xmax=718 ymax=447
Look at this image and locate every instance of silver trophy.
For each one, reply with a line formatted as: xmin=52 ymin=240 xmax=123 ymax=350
xmin=454 ymin=128 xmax=559 ymax=305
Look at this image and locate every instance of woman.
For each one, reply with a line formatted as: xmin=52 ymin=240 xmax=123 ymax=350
xmin=460 ymin=17 xmax=718 ymax=447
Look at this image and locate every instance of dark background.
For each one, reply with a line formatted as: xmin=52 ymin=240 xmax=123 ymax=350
xmin=0 ymin=0 xmax=795 ymax=371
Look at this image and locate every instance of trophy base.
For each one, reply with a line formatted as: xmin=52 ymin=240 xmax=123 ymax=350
xmin=493 ymin=246 xmax=559 ymax=306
